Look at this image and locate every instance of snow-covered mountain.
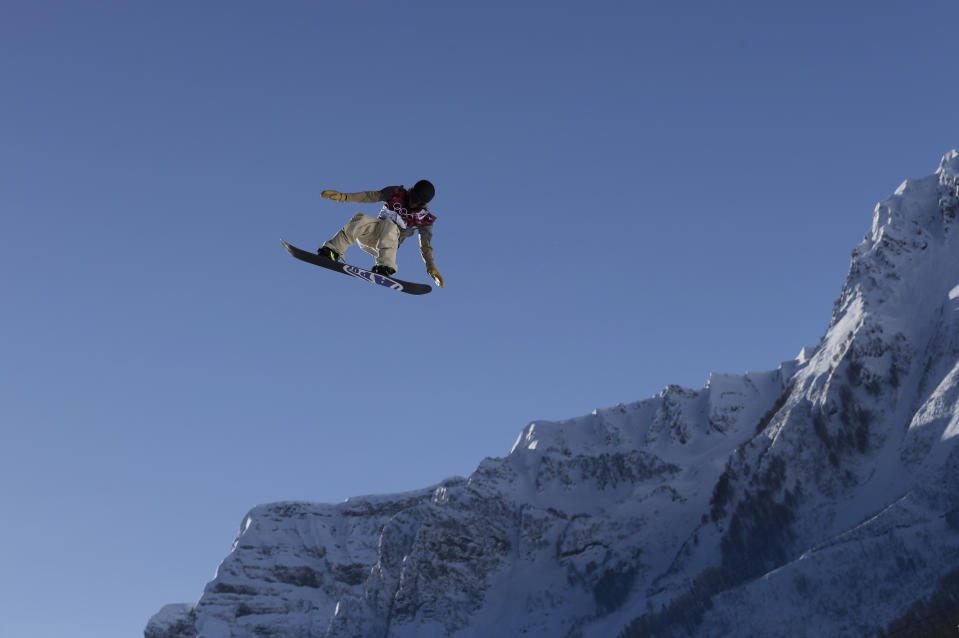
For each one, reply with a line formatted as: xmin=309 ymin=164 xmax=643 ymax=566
xmin=148 ymin=151 xmax=959 ymax=638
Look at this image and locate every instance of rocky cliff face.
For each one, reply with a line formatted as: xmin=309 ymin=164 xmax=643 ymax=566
xmin=148 ymin=151 xmax=959 ymax=638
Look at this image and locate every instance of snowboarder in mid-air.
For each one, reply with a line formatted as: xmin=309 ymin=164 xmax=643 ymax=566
xmin=316 ymin=180 xmax=444 ymax=288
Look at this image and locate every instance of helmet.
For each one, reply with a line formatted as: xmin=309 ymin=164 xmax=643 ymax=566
xmin=409 ymin=180 xmax=435 ymax=205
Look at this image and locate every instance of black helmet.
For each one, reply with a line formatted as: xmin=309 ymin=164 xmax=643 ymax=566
xmin=410 ymin=180 xmax=435 ymax=205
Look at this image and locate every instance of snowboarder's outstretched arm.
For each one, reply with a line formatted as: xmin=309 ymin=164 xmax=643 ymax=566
xmin=321 ymin=186 xmax=400 ymax=204
xmin=417 ymin=224 xmax=435 ymax=267
xmin=417 ymin=225 xmax=444 ymax=287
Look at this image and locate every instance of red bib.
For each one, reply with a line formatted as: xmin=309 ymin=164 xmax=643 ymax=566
xmin=380 ymin=187 xmax=436 ymax=229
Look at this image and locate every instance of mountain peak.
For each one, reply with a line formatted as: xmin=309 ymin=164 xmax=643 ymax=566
xmin=940 ymin=148 xmax=959 ymax=178
xmin=833 ymin=150 xmax=959 ymax=331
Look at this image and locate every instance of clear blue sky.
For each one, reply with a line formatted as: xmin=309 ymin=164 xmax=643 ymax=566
xmin=1 ymin=1 xmax=956 ymax=636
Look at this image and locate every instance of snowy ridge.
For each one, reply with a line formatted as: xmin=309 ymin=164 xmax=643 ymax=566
xmin=148 ymin=151 xmax=959 ymax=638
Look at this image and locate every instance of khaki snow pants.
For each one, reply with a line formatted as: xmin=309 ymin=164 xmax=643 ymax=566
xmin=323 ymin=213 xmax=400 ymax=271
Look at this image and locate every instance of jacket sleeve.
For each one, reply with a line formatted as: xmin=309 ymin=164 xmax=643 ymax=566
xmin=342 ymin=186 xmax=400 ymax=204
xmin=418 ymin=223 xmax=435 ymax=267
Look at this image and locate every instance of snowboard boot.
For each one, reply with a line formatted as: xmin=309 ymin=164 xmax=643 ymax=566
xmin=371 ymin=265 xmax=396 ymax=277
xmin=317 ymin=246 xmax=340 ymax=262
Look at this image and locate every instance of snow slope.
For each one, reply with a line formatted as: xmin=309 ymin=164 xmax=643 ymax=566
xmin=147 ymin=151 xmax=959 ymax=638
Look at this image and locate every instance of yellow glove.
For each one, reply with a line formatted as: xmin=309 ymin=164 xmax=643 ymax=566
xmin=427 ymin=264 xmax=444 ymax=288
xmin=321 ymin=190 xmax=347 ymax=203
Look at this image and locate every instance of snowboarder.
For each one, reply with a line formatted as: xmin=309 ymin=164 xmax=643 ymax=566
xmin=316 ymin=180 xmax=444 ymax=288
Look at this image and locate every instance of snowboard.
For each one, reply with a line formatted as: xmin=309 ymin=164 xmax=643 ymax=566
xmin=281 ymin=240 xmax=432 ymax=295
